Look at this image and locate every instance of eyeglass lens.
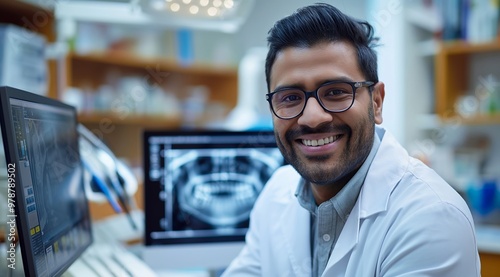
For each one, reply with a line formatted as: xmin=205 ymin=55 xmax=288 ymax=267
xmin=271 ymin=82 xmax=355 ymax=118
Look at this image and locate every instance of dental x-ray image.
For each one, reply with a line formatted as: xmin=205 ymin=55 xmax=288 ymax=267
xmin=169 ymin=147 xmax=281 ymax=231
xmin=144 ymin=130 xmax=284 ymax=245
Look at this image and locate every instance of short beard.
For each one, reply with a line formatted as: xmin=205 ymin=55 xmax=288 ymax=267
xmin=275 ymin=105 xmax=375 ymax=187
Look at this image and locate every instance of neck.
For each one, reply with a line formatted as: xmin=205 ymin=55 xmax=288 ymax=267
xmin=310 ymin=169 xmax=357 ymax=205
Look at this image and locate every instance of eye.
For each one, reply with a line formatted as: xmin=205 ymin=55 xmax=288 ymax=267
xmin=276 ymin=90 xmax=303 ymax=103
xmin=325 ymin=88 xmax=349 ymax=96
xmin=320 ymin=83 xmax=353 ymax=101
xmin=283 ymin=94 xmax=302 ymax=102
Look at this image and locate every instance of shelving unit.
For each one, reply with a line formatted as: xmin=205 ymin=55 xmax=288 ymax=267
xmin=77 ymin=112 xmax=182 ymax=128
xmin=406 ymin=3 xmax=500 ymax=275
xmin=433 ymin=40 xmax=500 ymax=277
xmin=65 ymin=51 xmax=239 ymax=164
xmin=435 ymin=40 xmax=500 ymax=124
xmin=457 ymin=114 xmax=500 ymax=125
xmin=66 ymin=52 xmax=238 ymax=108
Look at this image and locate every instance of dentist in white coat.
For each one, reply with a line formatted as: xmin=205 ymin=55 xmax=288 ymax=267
xmin=222 ymin=3 xmax=480 ymax=277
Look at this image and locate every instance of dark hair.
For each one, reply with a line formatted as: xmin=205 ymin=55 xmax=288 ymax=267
xmin=265 ymin=3 xmax=379 ymax=92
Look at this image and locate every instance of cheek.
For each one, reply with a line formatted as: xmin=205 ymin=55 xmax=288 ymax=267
xmin=338 ymin=103 xmax=374 ymax=132
xmin=271 ymin=117 xmax=282 ymax=132
xmin=272 ymin=118 xmax=293 ymax=145
xmin=272 ymin=117 xmax=288 ymax=130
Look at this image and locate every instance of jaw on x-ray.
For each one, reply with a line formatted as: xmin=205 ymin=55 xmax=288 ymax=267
xmin=163 ymin=147 xmax=282 ymax=232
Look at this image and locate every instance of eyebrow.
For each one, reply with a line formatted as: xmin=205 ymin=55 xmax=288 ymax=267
xmin=271 ymin=76 xmax=356 ymax=92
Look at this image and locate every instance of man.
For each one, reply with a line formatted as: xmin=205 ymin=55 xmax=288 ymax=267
xmin=222 ymin=3 xmax=480 ymax=277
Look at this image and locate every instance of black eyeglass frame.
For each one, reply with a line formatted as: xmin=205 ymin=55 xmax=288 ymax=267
xmin=266 ymin=80 xmax=375 ymax=120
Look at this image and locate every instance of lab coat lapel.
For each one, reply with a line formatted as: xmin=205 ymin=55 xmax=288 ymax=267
xmin=359 ymin=128 xmax=409 ymax=218
xmin=322 ymin=128 xmax=409 ymax=276
xmin=279 ymin=197 xmax=312 ymax=276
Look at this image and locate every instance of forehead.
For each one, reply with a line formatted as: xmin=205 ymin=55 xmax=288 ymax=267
xmin=270 ymin=41 xmax=363 ymax=90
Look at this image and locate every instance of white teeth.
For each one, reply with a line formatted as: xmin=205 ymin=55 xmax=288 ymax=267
xmin=302 ymin=135 xmax=340 ymax=146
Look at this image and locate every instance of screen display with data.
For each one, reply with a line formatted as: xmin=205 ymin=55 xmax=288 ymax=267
xmin=144 ymin=130 xmax=285 ymax=245
xmin=0 ymin=87 xmax=92 ymax=277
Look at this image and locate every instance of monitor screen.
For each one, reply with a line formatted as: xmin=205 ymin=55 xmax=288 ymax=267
xmin=142 ymin=130 xmax=284 ymax=270
xmin=0 ymin=86 xmax=92 ymax=277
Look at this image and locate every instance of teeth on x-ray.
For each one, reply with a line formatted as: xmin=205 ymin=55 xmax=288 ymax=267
xmin=168 ymin=148 xmax=281 ymax=227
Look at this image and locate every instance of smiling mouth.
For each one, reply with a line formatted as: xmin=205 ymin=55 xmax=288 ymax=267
xmin=302 ymin=135 xmax=343 ymax=147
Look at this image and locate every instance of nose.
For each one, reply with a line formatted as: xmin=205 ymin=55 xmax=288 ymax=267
xmin=297 ymin=97 xmax=333 ymax=128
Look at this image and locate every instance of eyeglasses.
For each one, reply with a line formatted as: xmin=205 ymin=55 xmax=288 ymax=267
xmin=266 ymin=80 xmax=375 ymax=120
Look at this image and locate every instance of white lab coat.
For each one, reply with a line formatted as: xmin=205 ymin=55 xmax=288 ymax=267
xmin=222 ymin=127 xmax=480 ymax=277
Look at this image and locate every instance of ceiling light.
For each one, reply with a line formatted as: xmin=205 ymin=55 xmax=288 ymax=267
xmin=189 ymin=5 xmax=199 ymax=14
xmin=207 ymin=7 xmax=217 ymax=16
xmin=140 ymin=0 xmax=255 ymax=32
xmin=213 ymin=0 xmax=222 ymax=8
xmin=54 ymin=0 xmax=256 ymax=33
xmin=170 ymin=2 xmax=180 ymax=12
xmin=224 ymin=0 xmax=234 ymax=9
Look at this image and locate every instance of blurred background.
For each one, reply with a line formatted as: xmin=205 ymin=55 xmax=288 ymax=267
xmin=0 ymin=0 xmax=499 ymax=275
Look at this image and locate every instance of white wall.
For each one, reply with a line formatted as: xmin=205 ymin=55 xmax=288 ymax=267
xmin=366 ymin=0 xmax=406 ymax=145
xmin=234 ymin=0 xmax=367 ymax=57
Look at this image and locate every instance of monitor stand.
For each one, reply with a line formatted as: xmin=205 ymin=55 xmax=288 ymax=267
xmin=141 ymin=241 xmax=244 ymax=272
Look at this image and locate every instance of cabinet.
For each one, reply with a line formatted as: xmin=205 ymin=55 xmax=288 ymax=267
xmin=0 ymin=0 xmax=57 ymax=98
xmin=479 ymin=252 xmax=500 ymax=277
xmin=435 ymin=40 xmax=500 ymax=124
xmin=65 ymin=51 xmax=238 ymax=165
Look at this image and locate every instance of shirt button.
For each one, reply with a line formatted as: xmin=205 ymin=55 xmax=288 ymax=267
xmin=322 ymin=234 xmax=331 ymax=242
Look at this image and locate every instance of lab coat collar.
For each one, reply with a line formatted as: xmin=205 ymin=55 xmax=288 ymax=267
xmin=323 ymin=126 xmax=409 ymax=275
xmin=358 ymin=126 xmax=409 ymax=218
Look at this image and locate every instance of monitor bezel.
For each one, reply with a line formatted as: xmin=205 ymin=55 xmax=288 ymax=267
xmin=0 ymin=86 xmax=93 ymax=277
xmin=143 ymin=129 xmax=281 ymax=247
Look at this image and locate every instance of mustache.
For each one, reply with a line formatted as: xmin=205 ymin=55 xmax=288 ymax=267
xmin=285 ymin=123 xmax=351 ymax=141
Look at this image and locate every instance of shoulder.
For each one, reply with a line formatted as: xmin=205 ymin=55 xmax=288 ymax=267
xmin=374 ymin=127 xmax=471 ymax=218
xmin=367 ymin=158 xmax=479 ymax=275
xmin=367 ymin=128 xmax=475 ymax=233
xmin=384 ymin=157 xmax=476 ymax=240
xmin=403 ymin=157 xmax=471 ymax=213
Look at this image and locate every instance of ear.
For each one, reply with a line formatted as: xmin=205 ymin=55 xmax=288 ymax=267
xmin=371 ymin=82 xmax=385 ymax=124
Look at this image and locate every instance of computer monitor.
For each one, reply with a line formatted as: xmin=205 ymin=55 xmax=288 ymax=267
xmin=0 ymin=86 xmax=92 ymax=277
xmin=142 ymin=130 xmax=284 ymax=271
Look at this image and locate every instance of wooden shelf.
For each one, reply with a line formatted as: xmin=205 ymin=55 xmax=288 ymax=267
xmin=440 ymin=113 xmax=500 ymax=125
xmin=459 ymin=114 xmax=500 ymax=125
xmin=69 ymin=52 xmax=238 ymax=77
xmin=480 ymin=252 xmax=500 ymax=277
xmin=78 ymin=112 xmax=182 ymax=128
xmin=0 ymin=1 xmax=55 ymax=41
xmin=66 ymin=52 xmax=238 ymax=110
xmin=438 ymin=40 xmax=500 ymax=55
